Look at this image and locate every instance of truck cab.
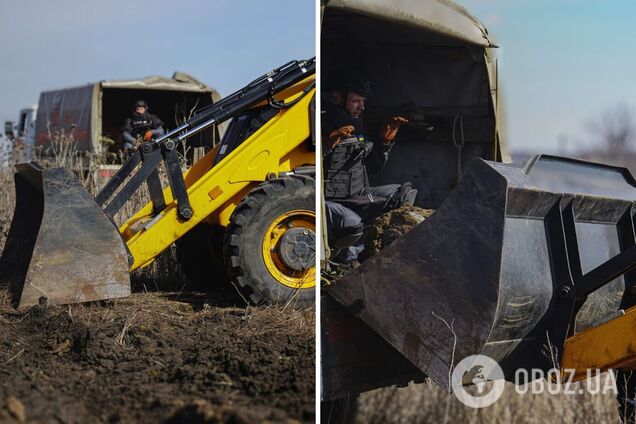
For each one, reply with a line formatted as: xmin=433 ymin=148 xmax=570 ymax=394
xmin=6 ymin=106 xmax=38 ymax=161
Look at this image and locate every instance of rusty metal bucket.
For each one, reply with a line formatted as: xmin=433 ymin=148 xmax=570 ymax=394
xmin=0 ymin=163 xmax=130 ymax=308
xmin=326 ymin=155 xmax=636 ymax=392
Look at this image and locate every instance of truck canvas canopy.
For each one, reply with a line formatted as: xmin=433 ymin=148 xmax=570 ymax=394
xmin=322 ymin=0 xmax=507 ymax=209
xmin=35 ymin=72 xmax=222 ymax=159
xmin=325 ymin=0 xmax=497 ymax=47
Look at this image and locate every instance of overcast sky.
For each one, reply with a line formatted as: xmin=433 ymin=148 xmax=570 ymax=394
xmin=0 ymin=0 xmax=315 ymax=129
xmin=457 ymin=0 xmax=636 ymax=154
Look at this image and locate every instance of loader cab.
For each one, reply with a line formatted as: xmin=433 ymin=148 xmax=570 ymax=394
xmin=214 ymin=83 xmax=317 ymax=166
xmin=322 ymin=2 xmax=507 ymax=208
xmin=213 ymin=105 xmax=280 ymax=165
xmin=13 ymin=107 xmax=37 ymax=160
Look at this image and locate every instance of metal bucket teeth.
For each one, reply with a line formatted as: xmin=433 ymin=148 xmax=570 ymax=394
xmin=0 ymin=163 xmax=130 ymax=308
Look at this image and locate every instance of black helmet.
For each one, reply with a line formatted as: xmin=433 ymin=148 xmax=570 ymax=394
xmin=326 ymin=68 xmax=372 ymax=97
xmin=133 ymin=100 xmax=148 ymax=109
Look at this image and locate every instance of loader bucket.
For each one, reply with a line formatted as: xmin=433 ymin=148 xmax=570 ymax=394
xmin=0 ymin=163 xmax=131 ymax=308
xmin=327 ymin=155 xmax=636 ymax=389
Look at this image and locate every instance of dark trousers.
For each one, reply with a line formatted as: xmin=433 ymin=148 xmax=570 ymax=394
xmin=326 ymin=184 xmax=400 ymax=261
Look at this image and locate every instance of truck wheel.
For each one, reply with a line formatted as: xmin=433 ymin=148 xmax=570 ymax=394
xmin=176 ymin=223 xmax=230 ymax=291
xmin=224 ymin=175 xmax=315 ymax=305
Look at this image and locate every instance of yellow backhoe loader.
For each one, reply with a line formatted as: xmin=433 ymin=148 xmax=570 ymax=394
xmin=320 ymin=1 xmax=636 ymax=422
xmin=0 ymin=57 xmax=316 ymax=308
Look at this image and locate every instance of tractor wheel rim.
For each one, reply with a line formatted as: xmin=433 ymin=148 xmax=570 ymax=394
xmin=262 ymin=209 xmax=316 ymax=289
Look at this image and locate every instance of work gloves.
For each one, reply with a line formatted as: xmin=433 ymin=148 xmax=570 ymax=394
xmin=380 ymin=116 xmax=408 ymax=144
xmin=327 ymin=116 xmax=408 ymax=149
xmin=143 ymin=130 xmax=155 ymax=142
xmin=327 ymin=125 xmax=355 ymax=150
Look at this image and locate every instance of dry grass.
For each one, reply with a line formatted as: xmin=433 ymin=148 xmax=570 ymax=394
xmin=0 ymin=125 xmax=189 ymax=288
xmin=356 ymin=380 xmax=619 ymax=424
xmin=0 ymin=169 xmax=15 ymax=250
xmin=238 ymin=304 xmax=315 ymax=339
xmin=0 ymin=289 xmax=315 ymax=351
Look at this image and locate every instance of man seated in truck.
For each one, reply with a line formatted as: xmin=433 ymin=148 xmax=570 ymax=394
xmin=122 ymin=100 xmax=165 ymax=153
xmin=323 ymin=69 xmax=416 ymax=263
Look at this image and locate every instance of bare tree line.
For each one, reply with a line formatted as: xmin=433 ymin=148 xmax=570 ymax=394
xmin=587 ymin=102 xmax=636 ymax=154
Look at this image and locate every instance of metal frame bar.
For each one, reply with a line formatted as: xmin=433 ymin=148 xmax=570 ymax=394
xmin=576 ymin=245 xmax=636 ymax=298
xmin=103 ymin=147 xmax=163 ymax=218
xmin=163 ymin=147 xmax=192 ymax=220
xmin=618 ymin=206 xmax=636 ymax=308
xmin=539 ymin=198 xmax=636 ymax=371
xmin=146 ymin=169 xmax=166 ymax=214
xmin=541 ymin=200 xmax=578 ymax=366
xmin=95 ymin=150 xmax=141 ymax=207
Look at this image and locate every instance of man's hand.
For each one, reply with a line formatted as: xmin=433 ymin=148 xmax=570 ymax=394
xmin=327 ymin=125 xmax=355 ymax=150
xmin=380 ymin=116 xmax=408 ymax=144
xmin=143 ymin=130 xmax=154 ymax=142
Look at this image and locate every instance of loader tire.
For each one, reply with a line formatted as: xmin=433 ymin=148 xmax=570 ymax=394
xmin=176 ymin=223 xmax=230 ymax=291
xmin=224 ymin=175 xmax=315 ymax=305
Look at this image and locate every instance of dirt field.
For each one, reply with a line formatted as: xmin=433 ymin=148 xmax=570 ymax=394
xmin=0 ymin=289 xmax=314 ymax=423
xmin=0 ymin=161 xmax=315 ymax=423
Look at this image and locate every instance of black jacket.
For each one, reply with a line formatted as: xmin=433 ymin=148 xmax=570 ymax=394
xmin=122 ymin=112 xmax=164 ymax=144
xmin=322 ymin=98 xmax=392 ymax=200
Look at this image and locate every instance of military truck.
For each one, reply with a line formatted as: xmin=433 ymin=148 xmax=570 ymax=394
xmin=34 ymin=72 xmax=222 ymax=167
xmin=4 ymin=106 xmax=38 ymax=162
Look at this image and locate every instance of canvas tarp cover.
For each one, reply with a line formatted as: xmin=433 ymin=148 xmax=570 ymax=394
xmin=35 ymin=84 xmax=94 ymax=151
xmin=101 ymin=72 xmax=221 ymax=100
xmin=324 ymin=0 xmax=496 ymax=47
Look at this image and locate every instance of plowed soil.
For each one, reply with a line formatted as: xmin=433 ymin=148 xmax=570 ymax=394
xmin=0 ymin=290 xmax=314 ymax=423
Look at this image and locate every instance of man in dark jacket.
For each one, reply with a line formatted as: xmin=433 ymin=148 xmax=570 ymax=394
xmin=122 ymin=100 xmax=165 ymax=153
xmin=323 ymin=70 xmax=415 ymax=262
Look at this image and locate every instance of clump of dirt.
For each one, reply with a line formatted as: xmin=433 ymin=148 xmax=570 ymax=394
xmin=323 ymin=205 xmax=434 ymax=282
xmin=361 ymin=205 xmax=435 ymax=260
xmin=0 ymin=292 xmax=314 ymax=423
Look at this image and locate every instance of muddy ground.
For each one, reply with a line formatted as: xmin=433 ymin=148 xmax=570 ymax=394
xmin=0 ymin=288 xmax=314 ymax=423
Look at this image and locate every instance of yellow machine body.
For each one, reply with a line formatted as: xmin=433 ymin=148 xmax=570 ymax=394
xmin=121 ymin=77 xmax=315 ymax=271
xmin=0 ymin=71 xmax=316 ymax=308
xmin=562 ymin=306 xmax=636 ymax=382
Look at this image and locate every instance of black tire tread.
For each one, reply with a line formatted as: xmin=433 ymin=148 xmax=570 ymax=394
xmin=224 ymin=175 xmax=315 ymax=305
